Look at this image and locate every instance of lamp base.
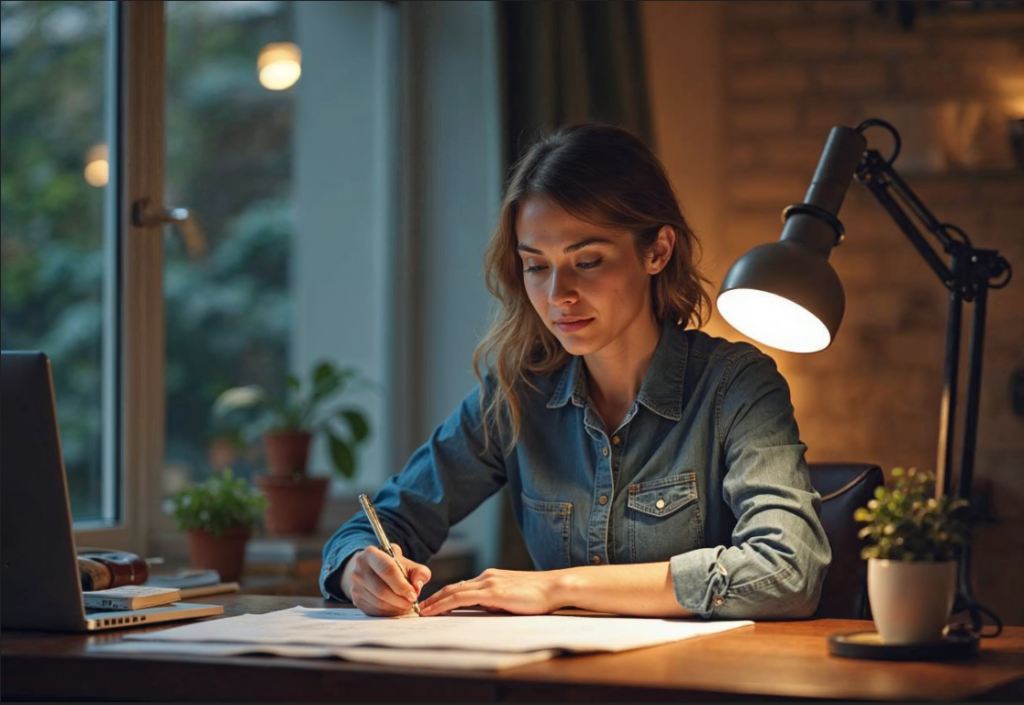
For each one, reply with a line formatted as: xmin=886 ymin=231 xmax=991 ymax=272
xmin=828 ymin=629 xmax=979 ymax=661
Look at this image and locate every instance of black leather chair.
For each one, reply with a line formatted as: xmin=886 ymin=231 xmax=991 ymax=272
xmin=808 ymin=462 xmax=884 ymax=620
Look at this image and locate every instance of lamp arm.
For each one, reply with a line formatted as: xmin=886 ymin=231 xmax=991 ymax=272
xmin=854 ymin=149 xmax=957 ymax=289
xmin=853 ymin=123 xmax=1012 ymax=300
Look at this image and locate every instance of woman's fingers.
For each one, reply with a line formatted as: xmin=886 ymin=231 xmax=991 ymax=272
xmin=352 ymin=567 xmax=415 ymax=612
xmin=420 ymin=588 xmax=485 ymax=616
xmin=350 ymin=584 xmax=409 ymax=617
xmin=392 ymin=544 xmax=432 ymax=596
xmin=420 ymin=578 xmax=486 ymax=615
xmin=365 ymin=546 xmax=419 ymax=602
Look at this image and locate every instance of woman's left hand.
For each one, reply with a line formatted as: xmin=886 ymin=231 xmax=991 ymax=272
xmin=418 ymin=568 xmax=562 ymax=617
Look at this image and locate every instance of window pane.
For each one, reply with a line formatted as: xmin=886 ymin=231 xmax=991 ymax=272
xmin=163 ymin=1 xmax=293 ymax=496
xmin=0 ymin=0 xmax=114 ymax=522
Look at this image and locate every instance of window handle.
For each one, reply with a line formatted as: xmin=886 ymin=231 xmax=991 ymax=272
xmin=131 ymin=198 xmax=206 ymax=258
xmin=132 ymin=198 xmax=189 ymax=227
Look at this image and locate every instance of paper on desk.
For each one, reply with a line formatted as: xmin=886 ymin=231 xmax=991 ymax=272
xmin=90 ymin=640 xmax=558 ymax=671
xmin=123 ymin=606 xmax=753 ymax=654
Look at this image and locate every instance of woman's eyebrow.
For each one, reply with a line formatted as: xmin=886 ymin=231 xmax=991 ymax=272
xmin=516 ymin=237 xmax=612 ymax=255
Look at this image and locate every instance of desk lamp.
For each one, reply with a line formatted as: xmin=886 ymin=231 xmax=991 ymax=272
xmin=717 ymin=118 xmax=1012 ymax=640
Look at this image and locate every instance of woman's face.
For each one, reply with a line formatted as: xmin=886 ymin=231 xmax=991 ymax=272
xmin=516 ymin=196 xmax=670 ymax=356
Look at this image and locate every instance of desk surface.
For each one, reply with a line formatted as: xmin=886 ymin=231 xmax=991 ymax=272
xmin=3 ymin=595 xmax=1022 ymax=702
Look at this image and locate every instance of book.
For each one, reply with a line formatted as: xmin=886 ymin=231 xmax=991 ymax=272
xmin=83 ymin=586 xmax=181 ymax=611
xmin=178 ymin=582 xmax=240 ymax=599
xmin=145 ymin=569 xmax=221 ymax=590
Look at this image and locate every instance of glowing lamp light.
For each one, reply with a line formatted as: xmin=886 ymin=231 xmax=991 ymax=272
xmin=717 ymin=288 xmax=833 ymax=354
xmin=84 ymin=144 xmax=108 ymax=187
xmin=258 ymin=42 xmax=301 ymax=91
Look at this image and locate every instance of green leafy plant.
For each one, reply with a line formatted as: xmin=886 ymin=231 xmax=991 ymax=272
xmin=170 ymin=469 xmax=267 ymax=537
xmin=854 ymin=467 xmax=969 ymax=561
xmin=211 ymin=360 xmax=373 ymax=480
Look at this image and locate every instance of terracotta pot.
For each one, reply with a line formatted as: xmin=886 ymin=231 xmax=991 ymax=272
xmin=256 ymin=474 xmax=330 ymax=536
xmin=186 ymin=526 xmax=251 ymax=582
xmin=263 ymin=430 xmax=313 ymax=477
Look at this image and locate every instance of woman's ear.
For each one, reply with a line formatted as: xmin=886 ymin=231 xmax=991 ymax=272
xmin=645 ymin=226 xmax=676 ymax=276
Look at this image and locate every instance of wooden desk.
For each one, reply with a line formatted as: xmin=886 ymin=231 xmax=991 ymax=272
xmin=3 ymin=595 xmax=1022 ymax=701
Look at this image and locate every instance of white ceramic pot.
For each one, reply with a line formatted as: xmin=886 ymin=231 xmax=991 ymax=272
xmin=867 ymin=558 xmax=957 ymax=644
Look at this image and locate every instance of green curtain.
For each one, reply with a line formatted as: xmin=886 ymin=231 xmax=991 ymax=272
xmin=495 ymin=0 xmax=654 ymax=569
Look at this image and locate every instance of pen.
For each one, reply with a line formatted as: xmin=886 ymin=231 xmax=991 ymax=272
xmin=358 ymin=494 xmax=422 ymax=616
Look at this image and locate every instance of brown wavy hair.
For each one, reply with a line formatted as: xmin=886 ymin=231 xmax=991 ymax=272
xmin=473 ymin=123 xmax=711 ymax=453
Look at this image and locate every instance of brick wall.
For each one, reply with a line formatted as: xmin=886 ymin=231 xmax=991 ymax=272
xmin=646 ymin=1 xmax=1024 ymax=624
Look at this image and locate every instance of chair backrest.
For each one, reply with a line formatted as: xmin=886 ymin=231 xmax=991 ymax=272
xmin=808 ymin=462 xmax=884 ymax=620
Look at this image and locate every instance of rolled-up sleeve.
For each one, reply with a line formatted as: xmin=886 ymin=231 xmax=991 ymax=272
xmin=670 ymin=350 xmax=831 ymax=620
xmin=320 ymin=380 xmax=508 ymax=601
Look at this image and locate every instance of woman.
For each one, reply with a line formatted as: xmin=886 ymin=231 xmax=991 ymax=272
xmin=320 ymin=124 xmax=831 ymax=620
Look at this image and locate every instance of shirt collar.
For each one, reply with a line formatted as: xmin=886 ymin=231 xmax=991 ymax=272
xmin=546 ymin=317 xmax=688 ymax=421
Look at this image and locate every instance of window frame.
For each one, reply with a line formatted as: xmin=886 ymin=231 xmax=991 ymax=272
xmin=74 ymin=1 xmax=166 ymax=555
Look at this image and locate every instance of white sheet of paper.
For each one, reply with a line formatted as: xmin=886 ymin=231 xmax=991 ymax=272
xmin=91 ymin=640 xmax=558 ymax=671
xmin=123 ymin=606 xmax=753 ymax=654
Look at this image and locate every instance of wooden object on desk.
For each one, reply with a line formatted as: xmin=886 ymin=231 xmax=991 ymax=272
xmin=2 ymin=595 xmax=1022 ymax=702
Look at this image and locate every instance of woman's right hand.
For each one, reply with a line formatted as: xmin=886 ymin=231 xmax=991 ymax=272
xmin=340 ymin=545 xmax=432 ymax=617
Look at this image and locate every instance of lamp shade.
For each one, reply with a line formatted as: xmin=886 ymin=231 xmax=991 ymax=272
xmin=717 ymin=240 xmax=845 ymax=353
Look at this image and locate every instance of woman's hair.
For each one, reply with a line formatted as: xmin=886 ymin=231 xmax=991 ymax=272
xmin=473 ymin=123 xmax=711 ymax=453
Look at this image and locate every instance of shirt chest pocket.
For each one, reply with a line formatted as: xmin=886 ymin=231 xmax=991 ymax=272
xmin=626 ymin=472 xmax=704 ymax=563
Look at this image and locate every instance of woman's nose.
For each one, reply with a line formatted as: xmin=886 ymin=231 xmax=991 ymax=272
xmin=548 ymin=267 xmax=579 ymax=306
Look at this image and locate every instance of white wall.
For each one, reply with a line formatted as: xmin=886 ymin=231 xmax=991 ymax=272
xmin=292 ymin=1 xmax=397 ymax=495
xmin=293 ymin=1 xmax=502 ymax=570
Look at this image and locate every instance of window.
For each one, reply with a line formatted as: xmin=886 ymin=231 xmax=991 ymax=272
xmin=162 ymin=0 xmax=295 ymax=496
xmin=1 ymin=0 xmax=119 ymax=525
xmin=158 ymin=1 xmax=400 ymax=517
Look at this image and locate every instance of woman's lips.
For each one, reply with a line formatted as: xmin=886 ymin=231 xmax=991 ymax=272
xmin=554 ymin=318 xmax=594 ymax=333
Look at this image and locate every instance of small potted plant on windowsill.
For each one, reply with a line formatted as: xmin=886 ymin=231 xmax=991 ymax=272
xmin=212 ymin=360 xmax=372 ymax=536
xmin=170 ymin=469 xmax=266 ymax=582
xmin=855 ymin=467 xmax=969 ymax=645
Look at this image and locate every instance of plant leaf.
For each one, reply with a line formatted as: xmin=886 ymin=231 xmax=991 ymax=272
xmin=212 ymin=385 xmax=266 ymax=418
xmin=313 ymin=361 xmax=335 ymax=387
xmin=340 ymin=409 xmax=370 ymax=442
xmin=286 ymin=374 xmax=300 ymax=392
xmin=328 ymin=433 xmax=356 ymax=479
xmin=168 ymin=468 xmax=265 ymax=535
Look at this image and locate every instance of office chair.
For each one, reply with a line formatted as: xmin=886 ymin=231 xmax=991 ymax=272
xmin=808 ymin=462 xmax=885 ymax=620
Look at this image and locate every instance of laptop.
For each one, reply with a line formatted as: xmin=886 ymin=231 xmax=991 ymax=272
xmin=1 ymin=351 xmax=224 ymax=631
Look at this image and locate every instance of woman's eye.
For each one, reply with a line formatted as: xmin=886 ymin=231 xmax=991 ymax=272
xmin=577 ymin=258 xmax=603 ymax=270
xmin=524 ymin=265 xmax=548 ymax=274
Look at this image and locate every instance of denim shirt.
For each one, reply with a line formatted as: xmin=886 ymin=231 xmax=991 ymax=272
xmin=320 ymin=318 xmax=831 ymax=620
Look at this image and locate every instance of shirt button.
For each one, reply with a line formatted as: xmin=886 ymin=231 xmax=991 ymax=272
xmin=592 ymin=555 xmax=602 ymax=565
xmin=612 ymin=436 xmax=621 ymax=445
xmin=599 ymin=495 xmax=608 ymax=505
xmin=655 ymin=498 xmax=666 ymax=510
xmin=602 ymin=447 xmax=609 ymax=457
xmin=714 ymin=596 xmax=726 ymax=607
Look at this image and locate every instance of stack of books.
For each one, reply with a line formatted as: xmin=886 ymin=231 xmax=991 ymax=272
xmin=83 ymin=586 xmax=181 ymax=611
xmin=144 ymin=569 xmax=240 ymax=598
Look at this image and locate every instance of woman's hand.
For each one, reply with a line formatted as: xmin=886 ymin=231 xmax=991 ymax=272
xmin=342 ymin=545 xmax=432 ymax=617
xmin=418 ymin=568 xmax=562 ymax=617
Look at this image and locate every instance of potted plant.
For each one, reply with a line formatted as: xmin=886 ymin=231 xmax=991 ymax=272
xmin=854 ymin=467 xmax=969 ymax=644
xmin=170 ymin=469 xmax=267 ymax=582
xmin=212 ymin=360 xmax=372 ymax=535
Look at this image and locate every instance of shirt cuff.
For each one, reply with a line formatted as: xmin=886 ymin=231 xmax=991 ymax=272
xmin=319 ymin=541 xmax=372 ymax=602
xmin=669 ymin=546 xmax=730 ymax=618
